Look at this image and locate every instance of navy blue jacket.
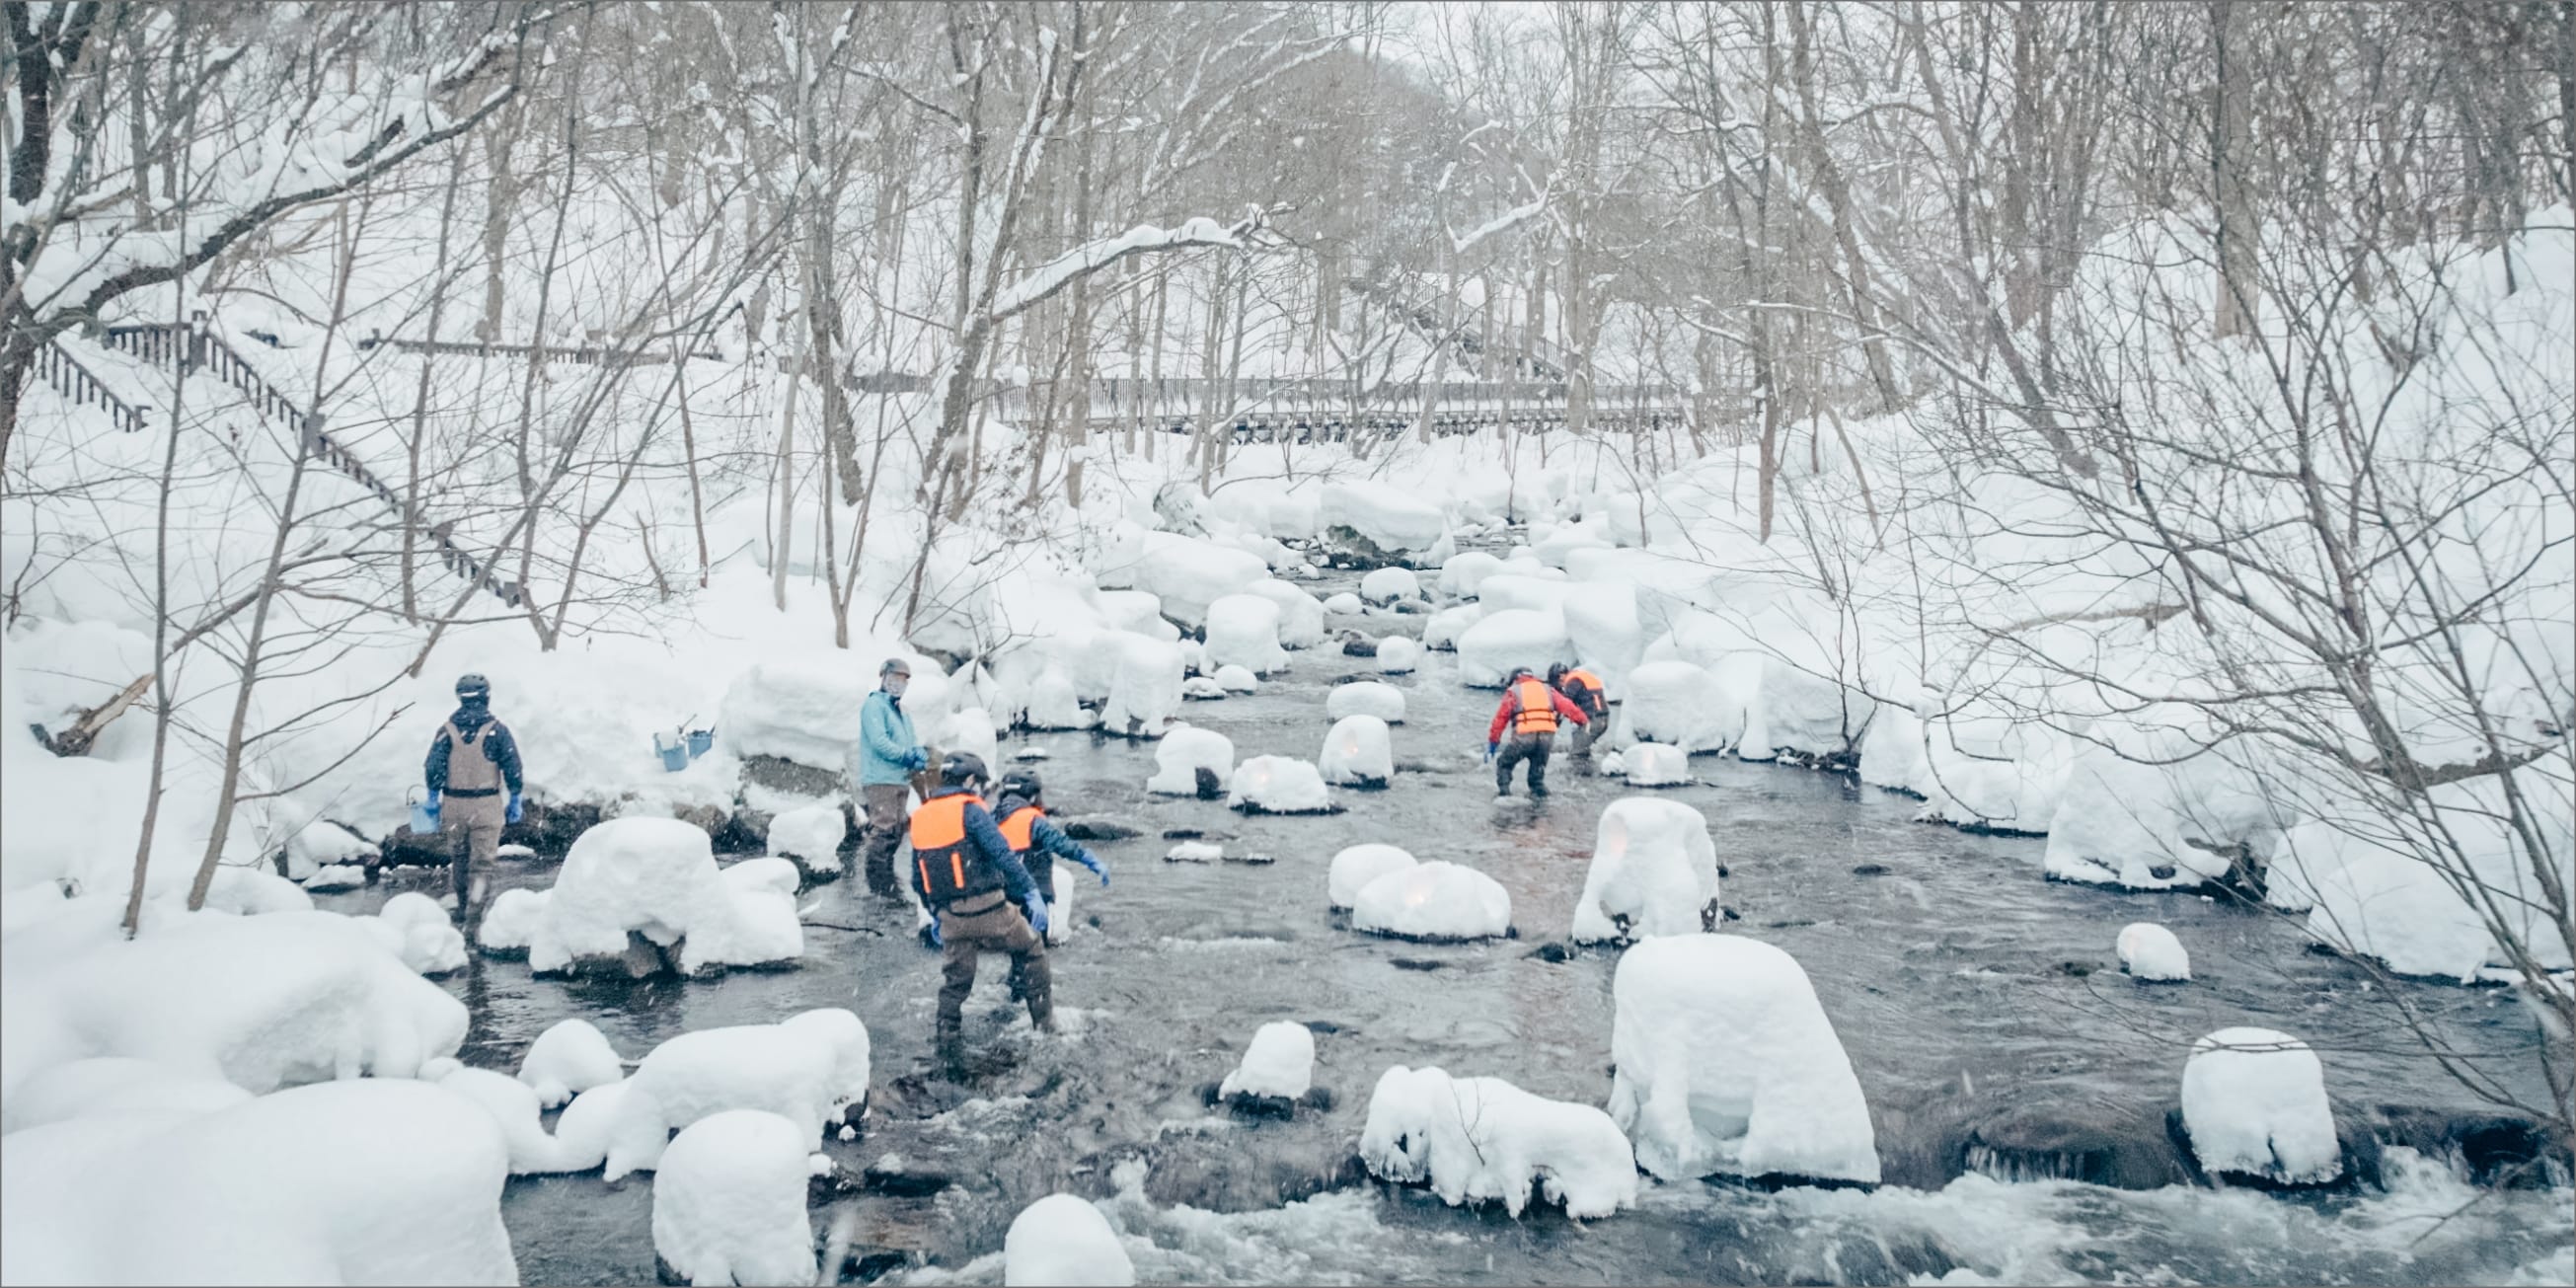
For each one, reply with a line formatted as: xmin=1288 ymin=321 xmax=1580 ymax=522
xmin=996 ymin=793 xmax=1100 ymax=893
xmin=425 ymin=703 xmax=524 ymax=797
xmin=912 ymin=786 xmax=1039 ymax=909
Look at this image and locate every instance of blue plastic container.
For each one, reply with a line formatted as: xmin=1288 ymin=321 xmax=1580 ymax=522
xmin=410 ymin=801 xmax=440 ymax=834
xmin=686 ymin=729 xmax=714 ymax=759
xmin=654 ymin=733 xmax=689 ymax=773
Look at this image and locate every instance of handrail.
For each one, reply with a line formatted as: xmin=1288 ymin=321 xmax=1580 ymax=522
xmin=31 ymin=341 xmax=152 ymax=431
xmin=354 ymin=333 xmax=723 ymax=368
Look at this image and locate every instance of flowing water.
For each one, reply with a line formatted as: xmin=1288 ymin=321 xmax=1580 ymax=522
xmin=324 ymin=575 xmax=2572 ymax=1286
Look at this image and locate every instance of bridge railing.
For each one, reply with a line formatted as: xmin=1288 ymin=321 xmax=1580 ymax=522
xmin=31 ymin=340 xmax=153 ymax=431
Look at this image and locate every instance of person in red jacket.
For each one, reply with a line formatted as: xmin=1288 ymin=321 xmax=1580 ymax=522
xmin=1486 ymin=666 xmax=1589 ymax=797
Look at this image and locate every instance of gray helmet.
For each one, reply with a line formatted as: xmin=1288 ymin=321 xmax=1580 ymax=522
xmin=999 ymin=769 xmax=1042 ymax=801
xmin=880 ymin=657 xmax=912 ymax=677
xmin=1508 ymin=666 xmax=1535 ymax=681
xmin=455 ymin=673 xmax=492 ymax=700
xmin=940 ymin=750 xmax=989 ymax=788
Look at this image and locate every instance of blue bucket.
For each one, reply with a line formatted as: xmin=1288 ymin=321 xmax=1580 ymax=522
xmin=410 ymin=801 xmax=440 ymax=834
xmin=686 ymin=729 xmax=714 ymax=759
xmin=654 ymin=734 xmax=689 ymax=773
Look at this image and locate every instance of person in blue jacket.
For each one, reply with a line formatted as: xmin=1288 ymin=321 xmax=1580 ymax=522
xmin=855 ymin=657 xmax=929 ymax=897
xmin=907 ymin=752 xmax=1052 ymax=1052
xmin=420 ymin=673 xmax=524 ymax=935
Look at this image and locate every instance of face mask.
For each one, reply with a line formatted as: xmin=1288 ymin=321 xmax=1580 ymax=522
xmin=883 ymin=675 xmax=908 ymax=697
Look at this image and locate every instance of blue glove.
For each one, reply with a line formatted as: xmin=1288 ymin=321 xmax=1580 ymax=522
xmin=905 ymin=748 xmax=930 ymax=771
xmin=920 ymin=918 xmax=943 ymax=949
xmin=505 ymin=793 xmax=523 ymax=824
xmin=1074 ymin=851 xmax=1110 ymax=887
xmin=1484 ymin=742 xmax=1498 ymax=764
xmin=1022 ymin=894 xmax=1050 ymax=938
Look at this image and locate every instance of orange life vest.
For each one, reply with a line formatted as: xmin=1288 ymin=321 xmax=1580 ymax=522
xmin=1510 ymin=677 xmax=1559 ymax=735
xmin=997 ymin=802 xmax=1043 ymax=852
xmin=910 ymin=793 xmax=997 ymax=903
xmin=1561 ymin=668 xmax=1607 ymax=712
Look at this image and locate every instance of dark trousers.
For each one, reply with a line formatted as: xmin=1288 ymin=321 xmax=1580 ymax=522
xmin=1496 ymin=732 xmax=1553 ymax=794
xmin=443 ymin=793 xmax=505 ymax=924
xmin=860 ymin=783 xmax=910 ymax=894
xmin=938 ymin=897 xmax=1051 ymax=1038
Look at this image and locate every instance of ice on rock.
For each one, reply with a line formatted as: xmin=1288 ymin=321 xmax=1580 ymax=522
xmin=0 ymin=1080 xmax=518 ymax=1286
xmin=602 ymin=1008 xmax=871 ymax=1180
xmin=2180 ymin=1027 xmax=2343 ymax=1185
xmin=1327 ymin=844 xmax=1418 ymax=909
xmin=1608 ymin=935 xmax=1879 ymax=1184
xmin=476 ymin=887 xmax=549 ymax=953
xmin=1326 ymin=680 xmax=1406 ymax=723
xmin=1214 ymin=664 xmax=1260 ymax=693
xmin=1227 ymin=755 xmax=1334 ymax=814
xmin=1182 ymin=676 xmax=1228 ymax=700
xmin=519 ymin=1018 xmax=626 ymax=1108
xmin=1101 ymin=636 xmax=1185 ymax=737
xmin=652 ymin=1109 xmax=822 ymax=1288
xmin=375 ymin=890 xmax=469 ymax=974
xmin=1323 ymin=591 xmax=1365 ymax=616
xmin=1321 ymin=481 xmax=1449 ymax=557
xmin=766 ymin=803 xmax=848 ymax=870
xmin=1320 ymin=715 xmax=1394 ymax=789
xmin=1438 ymin=550 xmax=1505 ymax=597
xmin=1 ymin=1055 xmax=252 ymax=1133
xmin=1004 ymin=1193 xmax=1136 ymax=1287
xmin=1573 ymin=798 xmax=1720 ymax=944
xmin=1623 ymin=742 xmax=1692 ymax=788
xmin=204 ymin=864 xmax=315 ymax=915
xmin=1455 ymin=609 xmax=1575 ymax=687
xmin=304 ymin=863 xmax=367 ymax=892
xmin=527 ymin=818 xmax=803 ymax=975
xmin=1360 ymin=567 xmax=1421 ymax=605
xmin=1376 ymin=636 xmax=1421 ymax=673
xmin=1351 ymin=862 xmax=1510 ymax=940
xmin=1422 ymin=603 xmax=1484 ymax=650
xmin=2116 ymin=923 xmax=2192 ymax=982
xmin=1619 ymin=660 xmax=1741 ymax=752
xmin=1205 ymin=593 xmax=1291 ymax=674
xmin=1134 ymin=531 xmax=1271 ymax=626
xmin=1249 ymin=578 xmax=1328 ymax=648
xmin=1146 ymin=725 xmax=1235 ymax=796
xmin=1358 ymin=1065 xmax=1638 ymax=1219
xmin=1219 ymin=1021 xmax=1317 ymax=1101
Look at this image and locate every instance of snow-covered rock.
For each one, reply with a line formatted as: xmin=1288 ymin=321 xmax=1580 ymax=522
xmin=284 ymin=820 xmax=380 ymax=881
xmin=1422 ymin=604 xmax=1483 ymax=650
xmin=1323 ymin=591 xmax=1364 ymax=616
xmin=2116 ymin=923 xmax=2192 ymax=982
xmin=1351 ymin=862 xmax=1510 ymax=940
xmin=1145 ymin=726 xmax=1234 ymax=796
xmin=1181 ymin=676 xmax=1228 ymax=700
xmin=1218 ymin=1021 xmax=1317 ymax=1100
xmin=204 ymin=865 xmax=315 ymax=915
xmin=1214 ymin=664 xmax=1260 ymax=693
xmin=1019 ymin=665 xmax=1100 ymax=730
xmin=652 ymin=1110 xmax=821 ymax=1287
xmin=1437 ymin=551 xmax=1505 ymax=598
xmin=2180 ymin=1027 xmax=2342 ymax=1185
xmin=1608 ymin=935 xmax=1878 ymax=1184
xmin=1327 ymin=844 xmax=1418 ymax=909
xmin=1454 ymin=609 xmax=1575 ymax=687
xmin=1 ymin=1055 xmax=252 ymax=1133
xmin=941 ymin=706 xmax=1002 ymax=778
xmin=476 ymin=887 xmax=548 ymax=953
xmin=1473 ymin=572 xmax=1577 ymax=615
xmin=374 ymin=890 xmax=469 ymax=974
xmin=519 ymin=1019 xmax=626 ymax=1108
xmin=1321 ymin=481 xmax=1448 ymax=558
xmin=528 ymin=818 xmax=802 ymax=975
xmin=1623 ymin=742 xmax=1692 ymax=788
xmin=1360 ymin=568 xmax=1421 ymax=605
xmin=2263 ymin=791 xmax=2573 ymax=981
xmin=602 ymin=1008 xmax=871 ymax=1180
xmin=1359 ymin=1065 xmax=1637 ymax=1219
xmin=303 ymin=864 xmax=367 ymax=892
xmin=720 ymin=658 xmax=935 ymax=771
xmin=1226 ymin=755 xmax=1333 ymax=814
xmin=2041 ymin=727 xmax=2280 ymax=889
xmin=1325 ymin=680 xmax=1406 ymax=723
xmin=1164 ymin=840 xmax=1223 ymax=864
xmin=766 ymin=804 xmax=848 ymax=871
xmin=435 ymin=1064 xmax=594 ymax=1175
xmin=1597 ymin=750 xmax=1627 ymax=777
xmin=1618 ymin=660 xmax=1740 ymax=752
xmin=1205 ymin=593 xmax=1291 ymax=675
xmin=1101 ymin=636 xmax=1185 ymax=737
xmin=1320 ymin=715 xmax=1394 ymax=789
xmin=1004 ymin=1193 xmax=1134 ymax=1287
xmin=1562 ymin=582 xmax=1644 ymax=681
xmin=1133 ymin=532 xmax=1271 ymax=626
xmin=1376 ymin=636 xmax=1421 ymax=673
xmin=1248 ymin=578 xmax=1327 ymax=648
xmin=1573 ymin=799 xmax=1720 ymax=944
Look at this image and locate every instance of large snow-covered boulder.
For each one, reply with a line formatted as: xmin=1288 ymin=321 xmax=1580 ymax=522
xmin=370 ymin=891 xmax=468 ymax=975
xmin=435 ymin=1064 xmax=594 ymax=1175
xmin=1100 ymin=636 xmax=1185 ymax=738
xmin=1328 ymin=844 xmax=1418 ymax=909
xmin=1133 ymin=532 xmax=1271 ymax=626
xmin=1351 ymin=862 xmax=1510 ymax=940
xmin=2263 ymin=789 xmax=2573 ymax=981
xmin=203 ymin=865 xmax=315 ymax=915
xmin=1227 ymin=756 xmax=1333 ymax=814
xmin=766 ymin=804 xmax=848 ymax=872
xmin=941 ymin=706 xmax=1002 ymax=777
xmin=1145 ymin=726 xmax=1235 ymax=796
xmin=0 ymin=1079 xmax=517 ymax=1285
xmin=282 ymin=819 xmax=381 ymax=882
xmin=1359 ymin=568 xmax=1421 ymax=605
xmin=720 ymin=658 xmax=940 ymax=771
xmin=1623 ymin=742 xmax=1692 ymax=788
xmin=1204 ymin=594 xmax=1290 ymax=675
xmin=2042 ymin=724 xmax=2281 ymax=890
xmin=2179 ymin=1027 xmax=2342 ymax=1185
xmin=1573 ymin=799 xmax=1720 ymax=944
xmin=1607 ymin=935 xmax=1878 ymax=1184
xmin=1455 ymin=609 xmax=1575 ymax=687
xmin=1618 ymin=660 xmax=1740 ymax=752
xmin=519 ymin=1019 xmax=626 ymax=1108
xmin=1437 ymin=551 xmax=1506 ymax=598
xmin=1562 ymin=582 xmax=1644 ymax=681
xmin=1323 ymin=591 xmax=1365 ymax=616
xmin=1214 ymin=664 xmax=1260 ymax=693
xmin=1248 ymin=578 xmax=1328 ymax=649
xmin=1019 ymin=665 xmax=1100 ymax=731
xmin=1359 ymin=1065 xmax=1637 ymax=1219
xmin=1320 ymin=715 xmax=1394 ymax=789
xmin=1326 ymin=680 xmax=1407 ymax=723
xmin=476 ymin=887 xmax=548 ymax=955
xmin=1004 ymin=1194 xmax=1134 ymax=1287
xmin=1 ymin=1056 xmax=253 ymax=1134
xmin=602 ymin=1008 xmax=871 ymax=1180
xmin=2116 ymin=923 xmax=2191 ymax=982
xmin=528 ymin=818 xmax=801 ymax=975
xmin=1321 ymin=481 xmax=1448 ymax=559
xmin=1219 ymin=1021 xmax=1317 ymax=1100
xmin=1473 ymin=572 xmax=1577 ymax=615
xmin=1422 ymin=604 xmax=1484 ymax=650
xmin=1376 ymin=636 xmax=1421 ymax=674
xmin=651 ymin=1110 xmax=821 ymax=1287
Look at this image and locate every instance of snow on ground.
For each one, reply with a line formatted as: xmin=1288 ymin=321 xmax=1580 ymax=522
xmin=1218 ymin=1021 xmax=1317 ymax=1100
xmin=1350 ymin=861 xmax=1511 ymax=940
xmin=1205 ymin=593 xmax=1290 ymax=675
xmin=651 ymin=1109 xmax=823 ymax=1287
xmin=1227 ymin=755 xmax=1333 ymax=814
xmin=1146 ymin=725 xmax=1235 ymax=796
xmin=519 ymin=1018 xmax=627 ymax=1108
xmin=1004 ymin=1193 xmax=1137 ymax=1287
xmin=2179 ymin=1027 xmax=2343 ymax=1185
xmin=1359 ymin=1064 xmax=1637 ymax=1218
xmin=1327 ymin=844 xmax=1418 ymax=909
xmin=602 ymin=1008 xmax=871 ymax=1180
xmin=2117 ymin=923 xmax=2192 ymax=982
xmin=1 ymin=1055 xmax=252 ymax=1133
xmin=1376 ymin=636 xmax=1421 ymax=673
xmin=1573 ymin=798 xmax=1720 ymax=943
xmin=1320 ymin=715 xmax=1394 ymax=788
xmin=1623 ymin=742 xmax=1692 ymax=787
xmin=526 ymin=818 xmax=802 ymax=975
xmin=1326 ymin=680 xmax=1407 ymax=723
xmin=1608 ymin=934 xmax=1879 ymax=1184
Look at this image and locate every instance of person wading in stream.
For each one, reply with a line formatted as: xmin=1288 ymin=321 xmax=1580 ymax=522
xmin=856 ymin=657 xmax=930 ymax=900
xmin=993 ymin=769 xmax=1110 ymax=998
xmin=1550 ymin=662 xmax=1611 ymax=758
xmin=421 ymin=673 xmax=524 ymax=939
xmin=1485 ymin=666 xmax=1588 ymax=797
xmin=910 ymin=751 xmax=1053 ymax=1054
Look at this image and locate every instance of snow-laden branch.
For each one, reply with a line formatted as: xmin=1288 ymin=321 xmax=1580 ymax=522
xmin=987 ymin=209 xmax=1264 ymax=323
xmin=1450 ymin=191 xmax=1551 ymax=258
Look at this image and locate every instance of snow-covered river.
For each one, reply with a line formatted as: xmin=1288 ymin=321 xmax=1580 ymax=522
xmin=322 ymin=575 xmax=2569 ymax=1286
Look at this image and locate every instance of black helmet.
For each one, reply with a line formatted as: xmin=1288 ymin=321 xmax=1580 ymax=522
xmin=456 ymin=673 xmax=492 ymax=700
xmin=1546 ymin=662 xmax=1569 ymax=683
xmin=1508 ymin=666 xmax=1535 ymax=681
xmin=940 ymin=750 xmax=990 ymax=788
xmin=999 ymin=769 xmax=1042 ymax=801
